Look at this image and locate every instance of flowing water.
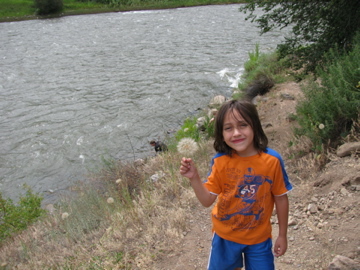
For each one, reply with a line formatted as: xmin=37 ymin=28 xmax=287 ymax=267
xmin=0 ymin=4 xmax=286 ymax=203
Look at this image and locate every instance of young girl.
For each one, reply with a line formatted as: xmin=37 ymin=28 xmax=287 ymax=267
xmin=180 ymin=100 xmax=292 ymax=270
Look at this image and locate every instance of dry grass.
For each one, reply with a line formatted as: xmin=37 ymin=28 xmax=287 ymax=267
xmin=0 ymin=140 xmax=212 ymax=270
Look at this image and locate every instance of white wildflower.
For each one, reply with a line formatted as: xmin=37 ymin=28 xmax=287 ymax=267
xmin=177 ymin=137 xmax=199 ymax=156
xmin=115 ymin=179 xmax=122 ymax=184
xmin=61 ymin=212 xmax=69 ymax=220
xmin=318 ymin=124 xmax=325 ymax=130
xmin=107 ymin=197 xmax=114 ymax=204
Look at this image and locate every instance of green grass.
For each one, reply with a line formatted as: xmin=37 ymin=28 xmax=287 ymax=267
xmin=0 ymin=0 xmax=35 ymax=18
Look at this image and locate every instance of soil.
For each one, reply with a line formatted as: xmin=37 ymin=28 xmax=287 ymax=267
xmin=151 ymin=82 xmax=360 ymax=270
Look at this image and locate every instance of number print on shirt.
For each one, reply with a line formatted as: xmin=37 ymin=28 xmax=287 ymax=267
xmin=214 ymin=167 xmax=273 ymax=230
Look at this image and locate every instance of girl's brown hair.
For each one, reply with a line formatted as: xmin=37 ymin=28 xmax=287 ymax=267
xmin=213 ymin=99 xmax=268 ymax=155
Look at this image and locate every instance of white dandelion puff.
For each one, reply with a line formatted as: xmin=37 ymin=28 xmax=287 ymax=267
xmin=115 ymin=179 xmax=122 ymax=184
xmin=318 ymin=123 xmax=325 ymax=130
xmin=61 ymin=212 xmax=69 ymax=220
xmin=107 ymin=197 xmax=114 ymax=204
xmin=177 ymin=137 xmax=199 ymax=156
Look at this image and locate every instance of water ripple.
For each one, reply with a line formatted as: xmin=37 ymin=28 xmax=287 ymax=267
xmin=0 ymin=5 xmax=287 ymax=202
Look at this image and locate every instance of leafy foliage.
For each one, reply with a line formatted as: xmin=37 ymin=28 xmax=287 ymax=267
xmin=0 ymin=186 xmax=46 ymax=242
xmin=174 ymin=116 xmax=201 ymax=142
xmin=240 ymin=0 xmax=360 ymax=73
xmin=295 ymin=33 xmax=360 ymax=150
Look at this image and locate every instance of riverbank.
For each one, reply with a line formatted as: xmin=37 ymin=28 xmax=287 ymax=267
xmin=0 ymin=0 xmax=246 ymax=23
xmin=1 ymin=80 xmax=359 ymax=269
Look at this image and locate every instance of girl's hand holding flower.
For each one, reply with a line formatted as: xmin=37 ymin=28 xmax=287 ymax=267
xmin=180 ymin=157 xmax=198 ymax=179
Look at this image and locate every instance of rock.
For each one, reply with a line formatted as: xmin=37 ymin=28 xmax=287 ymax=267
xmin=340 ymin=187 xmax=350 ymax=196
xmin=314 ymin=175 xmax=332 ymax=187
xmin=280 ymin=92 xmax=295 ymax=100
xmin=196 ymin=116 xmax=206 ymax=131
xmin=244 ymin=75 xmax=274 ymax=100
xmin=209 ymin=95 xmax=226 ymax=108
xmin=134 ymin=159 xmax=145 ymax=167
xmin=308 ymin=203 xmax=318 ymax=214
xmin=336 ymin=142 xmax=360 ymax=157
xmin=207 ymin=108 xmax=218 ymax=118
xmin=328 ymin=255 xmax=360 ymax=270
xmin=271 ymin=216 xmax=277 ymax=224
xmin=149 ymin=171 xmax=165 ymax=182
xmin=288 ymin=217 xmax=298 ymax=226
xmin=262 ymin=122 xmax=273 ymax=128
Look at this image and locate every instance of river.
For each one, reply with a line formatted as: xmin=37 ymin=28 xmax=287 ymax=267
xmin=0 ymin=4 xmax=286 ymax=203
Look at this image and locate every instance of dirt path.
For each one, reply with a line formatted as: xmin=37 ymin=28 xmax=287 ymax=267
xmin=154 ymin=206 xmax=212 ymax=270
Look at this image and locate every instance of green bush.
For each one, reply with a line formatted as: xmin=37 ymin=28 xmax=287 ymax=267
xmin=235 ymin=44 xmax=291 ymax=100
xmin=0 ymin=186 xmax=46 ymax=242
xmin=174 ymin=116 xmax=201 ymax=142
xmin=295 ymin=33 xmax=360 ymax=151
xmin=34 ymin=0 xmax=63 ymax=15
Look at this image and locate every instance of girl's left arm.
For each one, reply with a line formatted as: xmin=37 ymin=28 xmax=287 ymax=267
xmin=274 ymin=194 xmax=289 ymax=257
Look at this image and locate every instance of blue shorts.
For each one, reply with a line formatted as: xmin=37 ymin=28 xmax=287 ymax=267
xmin=208 ymin=233 xmax=274 ymax=270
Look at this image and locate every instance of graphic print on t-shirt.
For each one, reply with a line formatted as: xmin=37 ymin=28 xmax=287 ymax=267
xmin=214 ymin=167 xmax=273 ymax=231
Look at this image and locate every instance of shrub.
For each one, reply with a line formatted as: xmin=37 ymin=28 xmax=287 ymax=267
xmin=236 ymin=44 xmax=292 ymax=100
xmin=34 ymin=0 xmax=63 ymax=15
xmin=0 ymin=186 xmax=46 ymax=242
xmin=295 ymin=33 xmax=360 ymax=151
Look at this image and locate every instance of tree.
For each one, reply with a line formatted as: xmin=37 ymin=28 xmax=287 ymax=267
xmin=240 ymin=0 xmax=360 ymax=72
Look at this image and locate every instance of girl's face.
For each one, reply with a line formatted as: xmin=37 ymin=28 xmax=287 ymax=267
xmin=222 ymin=109 xmax=256 ymax=157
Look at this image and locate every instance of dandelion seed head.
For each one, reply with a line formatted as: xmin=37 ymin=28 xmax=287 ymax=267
xmin=319 ymin=124 xmax=325 ymax=130
xmin=107 ymin=197 xmax=114 ymax=204
xmin=177 ymin=137 xmax=199 ymax=156
xmin=115 ymin=179 xmax=122 ymax=184
xmin=61 ymin=212 xmax=69 ymax=220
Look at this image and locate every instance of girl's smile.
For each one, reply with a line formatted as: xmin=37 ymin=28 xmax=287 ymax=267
xmin=222 ymin=109 xmax=257 ymax=157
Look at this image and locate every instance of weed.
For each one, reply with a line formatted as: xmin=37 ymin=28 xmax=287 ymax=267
xmin=0 ymin=185 xmax=46 ymax=243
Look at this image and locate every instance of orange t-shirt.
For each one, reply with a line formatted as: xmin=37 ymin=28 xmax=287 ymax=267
xmin=204 ymin=148 xmax=293 ymax=245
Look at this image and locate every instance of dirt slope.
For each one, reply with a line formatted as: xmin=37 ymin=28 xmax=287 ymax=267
xmin=151 ymin=82 xmax=360 ymax=270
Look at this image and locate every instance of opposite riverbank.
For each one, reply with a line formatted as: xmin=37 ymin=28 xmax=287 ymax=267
xmin=0 ymin=0 xmax=246 ymax=23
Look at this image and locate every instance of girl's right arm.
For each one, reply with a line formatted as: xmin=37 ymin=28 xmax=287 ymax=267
xmin=180 ymin=157 xmax=217 ymax=207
